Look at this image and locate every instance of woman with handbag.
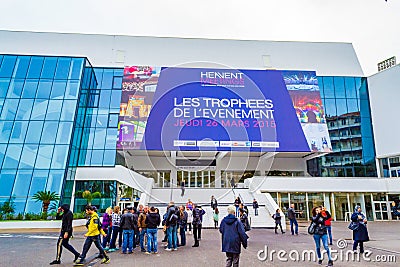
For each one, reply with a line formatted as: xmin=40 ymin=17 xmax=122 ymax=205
xmin=351 ymin=205 xmax=369 ymax=253
xmin=311 ymin=206 xmax=333 ymax=266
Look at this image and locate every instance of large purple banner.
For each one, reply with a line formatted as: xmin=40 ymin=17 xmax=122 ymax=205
xmin=117 ymin=67 xmax=331 ymax=152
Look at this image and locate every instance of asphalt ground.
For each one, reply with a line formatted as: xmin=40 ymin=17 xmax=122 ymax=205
xmin=0 ymin=222 xmax=399 ymax=267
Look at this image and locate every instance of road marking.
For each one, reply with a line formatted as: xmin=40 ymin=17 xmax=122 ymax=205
xmin=0 ymin=234 xmax=58 ymax=239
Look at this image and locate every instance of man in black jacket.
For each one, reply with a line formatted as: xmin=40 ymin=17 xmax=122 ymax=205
xmin=120 ymin=207 xmax=137 ymax=254
xmin=50 ymin=204 xmax=80 ymax=265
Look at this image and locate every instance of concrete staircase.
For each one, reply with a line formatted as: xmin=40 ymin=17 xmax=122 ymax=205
xmin=146 ymin=187 xmax=277 ymax=228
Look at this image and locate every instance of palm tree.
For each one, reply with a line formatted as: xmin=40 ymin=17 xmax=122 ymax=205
xmin=32 ymin=191 xmax=60 ymax=214
xmin=82 ymin=190 xmax=101 ymax=206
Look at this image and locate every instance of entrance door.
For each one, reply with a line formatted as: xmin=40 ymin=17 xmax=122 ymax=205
xmin=374 ymin=202 xmax=389 ymax=220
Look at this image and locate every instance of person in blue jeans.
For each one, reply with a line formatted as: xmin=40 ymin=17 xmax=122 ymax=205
xmin=311 ymin=206 xmax=333 ymax=266
xmin=178 ymin=205 xmax=188 ymax=246
xmin=165 ymin=202 xmax=179 ymax=251
xmin=145 ymin=207 xmax=161 ymax=254
xmin=119 ymin=207 xmax=136 ymax=254
xmin=109 ymin=206 xmax=121 ymax=252
xmin=287 ymin=204 xmax=299 ymax=235
xmin=138 ymin=206 xmax=148 ymax=252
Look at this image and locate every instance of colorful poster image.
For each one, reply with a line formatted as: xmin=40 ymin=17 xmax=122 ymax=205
xmin=283 ymin=71 xmax=332 ymax=152
xmin=117 ymin=66 xmax=160 ymax=149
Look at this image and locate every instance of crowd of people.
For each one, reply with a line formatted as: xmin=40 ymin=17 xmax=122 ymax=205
xmin=49 ymin=195 xmax=376 ymax=267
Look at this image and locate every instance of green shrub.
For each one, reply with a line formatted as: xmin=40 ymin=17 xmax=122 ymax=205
xmin=6 ymin=214 xmax=14 ymax=220
xmin=73 ymin=212 xmax=86 ymax=219
xmin=24 ymin=212 xmax=42 ymax=220
xmin=16 ymin=213 xmax=24 ymax=220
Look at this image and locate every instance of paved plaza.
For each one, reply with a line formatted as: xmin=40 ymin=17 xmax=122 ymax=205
xmin=0 ymin=221 xmax=398 ymax=267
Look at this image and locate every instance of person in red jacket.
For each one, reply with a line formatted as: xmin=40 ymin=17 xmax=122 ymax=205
xmin=321 ymin=206 xmax=333 ymax=245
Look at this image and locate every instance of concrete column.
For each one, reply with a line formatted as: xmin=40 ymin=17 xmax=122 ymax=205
xmin=215 ymin=164 xmax=222 ymax=188
xmin=375 ymin=158 xmax=382 ymax=178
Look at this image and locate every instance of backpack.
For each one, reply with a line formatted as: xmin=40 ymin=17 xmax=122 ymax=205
xmin=168 ymin=207 xmax=179 ymax=224
xmin=192 ymin=208 xmax=201 ymax=225
xmin=86 ymin=215 xmax=102 ymax=231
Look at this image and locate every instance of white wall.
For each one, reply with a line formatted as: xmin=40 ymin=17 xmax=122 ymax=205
xmin=368 ymin=65 xmax=400 ymax=158
xmin=0 ymin=30 xmax=363 ymax=76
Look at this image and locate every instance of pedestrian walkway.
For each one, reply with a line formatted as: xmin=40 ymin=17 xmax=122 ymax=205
xmin=0 ymin=222 xmax=398 ymax=266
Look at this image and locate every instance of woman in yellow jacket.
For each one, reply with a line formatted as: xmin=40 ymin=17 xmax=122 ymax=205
xmin=74 ymin=205 xmax=110 ymax=265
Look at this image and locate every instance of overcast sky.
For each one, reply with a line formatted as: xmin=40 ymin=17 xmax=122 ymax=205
xmin=1 ymin=0 xmax=399 ymax=76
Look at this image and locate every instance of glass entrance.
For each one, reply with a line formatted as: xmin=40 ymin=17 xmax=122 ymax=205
xmin=374 ymin=202 xmax=389 ymax=220
xmin=290 ymin=192 xmax=306 ymax=219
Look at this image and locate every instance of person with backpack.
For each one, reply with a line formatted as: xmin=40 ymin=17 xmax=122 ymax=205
xmin=74 ymin=205 xmax=110 ymax=265
xmin=49 ymin=204 xmax=80 ymax=265
xmin=219 ymin=205 xmax=248 ymax=267
xmin=165 ymin=202 xmax=179 ymax=251
xmin=213 ymin=208 xmax=220 ymax=229
xmin=178 ymin=205 xmax=188 ymax=246
xmin=145 ymin=206 xmax=161 ymax=254
xmin=192 ymin=204 xmax=205 ymax=247
xmin=272 ymin=209 xmax=285 ymax=234
xmin=120 ymin=207 xmax=137 ymax=254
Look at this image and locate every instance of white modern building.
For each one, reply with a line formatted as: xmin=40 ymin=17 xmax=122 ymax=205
xmin=0 ymin=30 xmax=399 ymax=227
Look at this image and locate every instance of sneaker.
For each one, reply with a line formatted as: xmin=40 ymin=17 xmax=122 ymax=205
xmin=173 ymin=248 xmax=178 ymax=251
xmin=73 ymin=259 xmax=85 ymax=266
xmin=327 ymin=260 xmax=333 ymax=266
xmin=101 ymin=257 xmax=110 ymax=264
xmin=165 ymin=248 xmax=172 ymax=251
xmin=115 ymin=247 xmax=119 ymax=250
xmin=145 ymin=252 xmax=151 ymax=255
xmin=74 ymin=254 xmax=80 ymax=263
xmin=329 ymin=243 xmax=333 ymax=246
xmin=318 ymin=259 xmax=323 ymax=265
xmin=108 ymin=248 xmax=116 ymax=252
xmin=141 ymin=249 xmax=146 ymax=252
xmin=49 ymin=260 xmax=61 ymax=265
xmin=121 ymin=251 xmax=127 ymax=254
xmin=104 ymin=247 xmax=110 ymax=251
xmin=128 ymin=251 xmax=133 ymax=254
xmin=153 ymin=251 xmax=158 ymax=254
xmin=282 ymin=232 xmax=285 ymax=234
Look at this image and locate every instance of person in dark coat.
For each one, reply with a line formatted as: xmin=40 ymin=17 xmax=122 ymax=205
xmin=219 ymin=205 xmax=248 ymax=267
xmin=211 ymin=195 xmax=218 ymax=210
xmin=252 ymin=199 xmax=259 ymax=216
xmin=351 ymin=205 xmax=369 ymax=253
xmin=50 ymin=204 xmax=80 ymax=265
xmin=192 ymin=204 xmax=205 ymax=247
xmin=272 ymin=209 xmax=285 ymax=234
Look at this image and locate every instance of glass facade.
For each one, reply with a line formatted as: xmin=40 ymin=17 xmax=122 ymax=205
xmin=0 ymin=55 xmax=91 ymax=213
xmin=307 ymin=76 xmax=377 ymax=177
